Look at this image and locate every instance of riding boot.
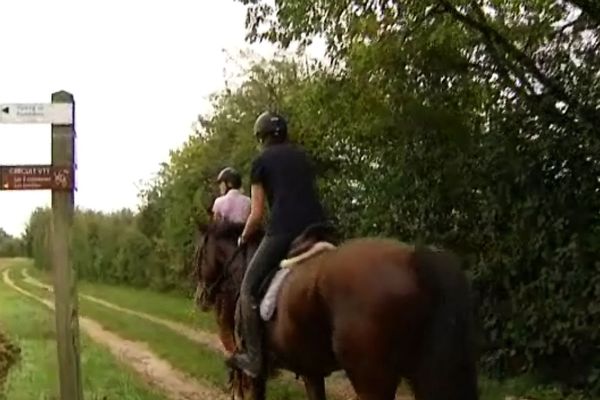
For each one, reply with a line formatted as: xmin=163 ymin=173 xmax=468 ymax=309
xmin=226 ymin=296 xmax=263 ymax=378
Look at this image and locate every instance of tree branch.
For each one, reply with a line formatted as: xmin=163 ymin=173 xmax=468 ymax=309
xmin=436 ymin=0 xmax=599 ymax=129
xmin=567 ymin=0 xmax=600 ymax=26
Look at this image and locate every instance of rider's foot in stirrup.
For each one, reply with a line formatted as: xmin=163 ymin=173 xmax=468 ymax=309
xmin=225 ymin=352 xmax=261 ymax=378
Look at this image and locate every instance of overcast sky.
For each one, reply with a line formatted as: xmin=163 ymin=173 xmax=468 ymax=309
xmin=0 ymin=0 xmax=323 ymax=236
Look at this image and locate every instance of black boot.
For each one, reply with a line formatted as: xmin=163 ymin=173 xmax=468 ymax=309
xmin=226 ymin=300 xmax=263 ymax=378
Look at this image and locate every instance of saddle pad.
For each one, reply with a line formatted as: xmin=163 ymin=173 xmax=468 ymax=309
xmin=259 ymin=268 xmax=291 ymax=321
xmin=258 ymin=241 xmax=336 ymax=321
xmin=280 ymin=241 xmax=336 ymax=268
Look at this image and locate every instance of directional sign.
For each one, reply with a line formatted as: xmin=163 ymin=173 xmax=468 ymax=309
xmin=0 ymin=164 xmax=74 ymax=190
xmin=0 ymin=103 xmax=73 ymax=124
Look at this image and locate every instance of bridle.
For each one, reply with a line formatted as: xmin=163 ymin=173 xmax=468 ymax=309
xmin=195 ymin=231 xmax=247 ymax=306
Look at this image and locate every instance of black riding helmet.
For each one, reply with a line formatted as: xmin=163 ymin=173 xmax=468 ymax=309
xmin=216 ymin=167 xmax=242 ymax=189
xmin=253 ymin=111 xmax=288 ymax=143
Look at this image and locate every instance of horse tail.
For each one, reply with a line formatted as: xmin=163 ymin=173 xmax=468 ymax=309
xmin=412 ymin=247 xmax=479 ymax=400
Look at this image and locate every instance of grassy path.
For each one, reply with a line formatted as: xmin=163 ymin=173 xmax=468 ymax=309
xmin=0 ymin=259 xmax=167 ymax=400
xmin=22 ymin=267 xmax=225 ymax=354
xmin=3 ymin=265 xmax=230 ymax=400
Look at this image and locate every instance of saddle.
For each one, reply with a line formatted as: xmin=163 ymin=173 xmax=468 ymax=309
xmin=255 ymin=222 xmax=338 ymax=321
xmin=287 ymin=222 xmax=338 ymax=258
xmin=256 ymin=222 xmax=338 ymax=299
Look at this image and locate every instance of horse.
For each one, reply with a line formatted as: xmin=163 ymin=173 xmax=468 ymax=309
xmin=193 ymin=220 xmax=479 ymax=400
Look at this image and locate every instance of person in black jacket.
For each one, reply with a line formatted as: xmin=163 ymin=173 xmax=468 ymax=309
xmin=226 ymin=111 xmax=328 ymax=377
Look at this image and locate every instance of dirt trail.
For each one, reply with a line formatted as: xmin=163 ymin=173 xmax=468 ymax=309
xmin=21 ymin=268 xmax=413 ymax=400
xmin=3 ymin=268 xmax=229 ymax=400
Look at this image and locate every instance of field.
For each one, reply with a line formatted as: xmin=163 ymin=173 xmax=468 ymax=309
xmin=0 ymin=258 xmax=568 ymax=400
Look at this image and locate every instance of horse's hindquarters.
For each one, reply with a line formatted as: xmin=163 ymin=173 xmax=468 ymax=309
xmin=324 ymin=257 xmax=431 ymax=374
xmin=318 ymin=241 xmax=437 ymax=399
xmin=267 ymin=239 xmax=431 ymax=379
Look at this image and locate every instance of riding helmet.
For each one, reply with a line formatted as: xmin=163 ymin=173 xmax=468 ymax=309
xmin=216 ymin=167 xmax=242 ymax=189
xmin=253 ymin=111 xmax=288 ymax=142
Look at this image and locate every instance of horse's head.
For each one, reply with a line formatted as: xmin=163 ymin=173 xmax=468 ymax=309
xmin=193 ymin=220 xmax=262 ymax=311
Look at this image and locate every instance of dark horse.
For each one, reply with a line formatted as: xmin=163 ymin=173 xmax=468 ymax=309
xmin=193 ymin=220 xmax=479 ymax=400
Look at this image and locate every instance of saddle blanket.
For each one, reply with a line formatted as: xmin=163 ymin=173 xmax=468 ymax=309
xmin=259 ymin=241 xmax=335 ymax=321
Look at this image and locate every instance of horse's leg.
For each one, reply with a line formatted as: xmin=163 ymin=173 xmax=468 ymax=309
xmin=344 ymin=369 xmax=398 ymax=400
xmin=249 ymin=376 xmax=266 ymax=400
xmin=344 ymin=369 xmax=399 ymax=400
xmin=216 ymin=295 xmax=237 ymax=353
xmin=228 ymin=368 xmax=244 ymax=400
xmin=218 ymin=320 xmax=236 ymax=353
xmin=301 ymin=375 xmax=326 ymax=400
xmin=334 ymin=325 xmax=400 ymax=400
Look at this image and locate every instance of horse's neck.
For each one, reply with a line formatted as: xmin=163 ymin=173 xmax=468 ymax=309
xmin=229 ymin=242 xmax=257 ymax=289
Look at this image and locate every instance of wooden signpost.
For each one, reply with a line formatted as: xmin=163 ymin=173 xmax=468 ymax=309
xmin=0 ymin=91 xmax=82 ymax=400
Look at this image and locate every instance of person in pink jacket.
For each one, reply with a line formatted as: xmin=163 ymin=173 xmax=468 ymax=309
xmin=212 ymin=167 xmax=251 ymax=224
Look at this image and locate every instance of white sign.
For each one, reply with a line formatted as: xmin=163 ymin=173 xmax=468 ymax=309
xmin=0 ymin=103 xmax=73 ymax=124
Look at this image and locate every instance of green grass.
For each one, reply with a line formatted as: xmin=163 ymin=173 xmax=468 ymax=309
xmin=13 ymin=265 xmax=305 ymax=400
xmin=0 ymin=260 xmax=165 ymax=400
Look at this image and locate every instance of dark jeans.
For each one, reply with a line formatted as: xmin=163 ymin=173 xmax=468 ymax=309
xmin=241 ymin=233 xmax=295 ymax=303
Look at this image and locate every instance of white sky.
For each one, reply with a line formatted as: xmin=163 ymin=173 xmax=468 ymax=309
xmin=0 ymin=0 xmax=324 ymax=237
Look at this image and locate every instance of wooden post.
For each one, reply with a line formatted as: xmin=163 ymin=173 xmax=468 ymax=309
xmin=51 ymin=90 xmax=83 ymax=400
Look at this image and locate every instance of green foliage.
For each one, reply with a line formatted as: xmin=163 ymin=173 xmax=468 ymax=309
xmin=0 ymin=228 xmax=24 ymax=258
xmin=25 ymin=0 xmax=600 ymax=394
xmin=25 ymin=207 xmax=173 ymax=291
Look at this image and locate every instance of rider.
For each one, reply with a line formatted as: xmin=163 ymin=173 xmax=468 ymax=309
xmin=226 ymin=111 xmax=328 ymax=377
xmin=212 ymin=167 xmax=251 ymax=224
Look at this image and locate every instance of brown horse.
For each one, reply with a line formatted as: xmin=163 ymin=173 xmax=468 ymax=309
xmin=194 ymin=220 xmax=479 ymax=400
